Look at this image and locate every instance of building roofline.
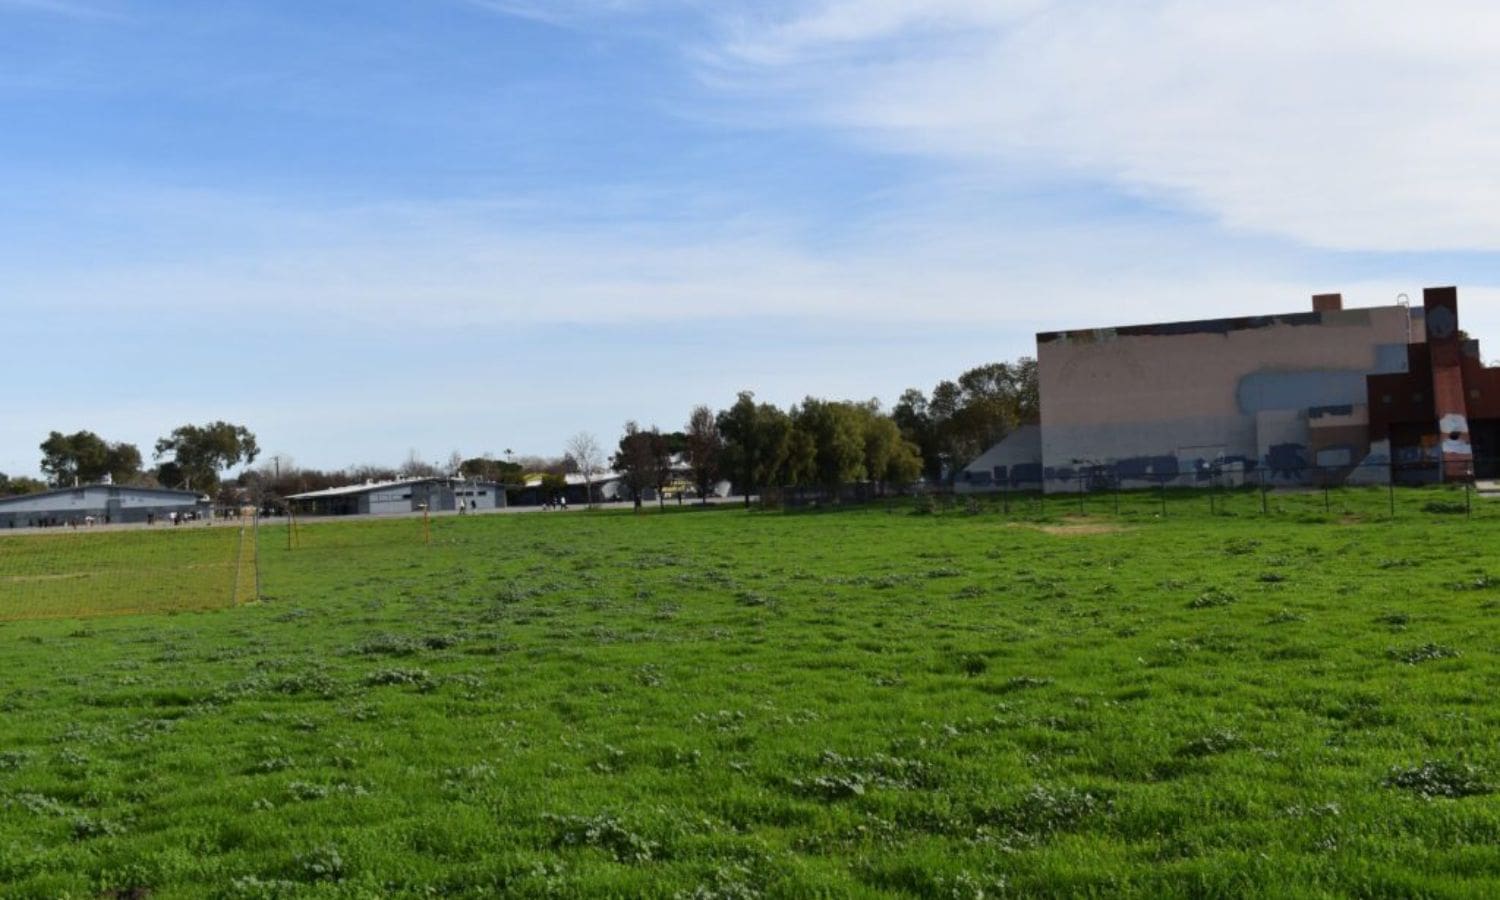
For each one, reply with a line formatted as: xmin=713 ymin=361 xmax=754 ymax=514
xmin=0 ymin=484 xmax=206 ymax=507
xmin=1037 ymin=303 xmax=1412 ymax=344
xmin=287 ymin=477 xmax=501 ymax=500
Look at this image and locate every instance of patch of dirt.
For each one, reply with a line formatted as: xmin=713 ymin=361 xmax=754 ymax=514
xmin=1010 ymin=518 xmax=1126 ymax=536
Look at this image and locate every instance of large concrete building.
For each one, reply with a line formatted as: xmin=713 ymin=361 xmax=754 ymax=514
xmin=287 ymin=477 xmax=506 ymax=516
xmin=0 ymin=484 xmax=210 ymax=528
xmin=960 ymin=286 xmax=1499 ymax=493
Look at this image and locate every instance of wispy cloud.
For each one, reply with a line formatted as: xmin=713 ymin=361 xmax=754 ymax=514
xmin=691 ymin=1 xmax=1500 ymax=253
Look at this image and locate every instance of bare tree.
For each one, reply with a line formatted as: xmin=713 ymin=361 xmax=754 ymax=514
xmin=565 ymin=432 xmax=603 ymax=508
xmin=401 ymin=449 xmax=440 ymax=478
xmin=685 ymin=405 xmax=722 ymax=504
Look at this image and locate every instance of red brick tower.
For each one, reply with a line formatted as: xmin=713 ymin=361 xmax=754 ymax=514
xmin=1424 ymin=287 xmax=1473 ymax=481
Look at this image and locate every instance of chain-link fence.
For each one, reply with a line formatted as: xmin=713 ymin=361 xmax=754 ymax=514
xmin=957 ymin=457 xmax=1500 ymax=522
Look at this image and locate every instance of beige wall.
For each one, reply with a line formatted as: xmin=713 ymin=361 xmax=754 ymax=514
xmin=1035 ymin=305 xmax=1416 ymax=486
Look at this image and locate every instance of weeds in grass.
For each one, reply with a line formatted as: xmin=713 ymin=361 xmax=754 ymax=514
xmin=1388 ymin=643 xmax=1461 ymax=665
xmin=1384 ymin=761 xmax=1494 ymax=799
xmin=546 ymin=813 xmax=662 ymax=863
xmin=1188 ymin=588 xmax=1236 ymax=609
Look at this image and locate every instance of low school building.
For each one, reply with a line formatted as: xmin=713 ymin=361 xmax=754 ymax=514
xmin=0 ymin=484 xmax=210 ymax=528
xmin=287 ymin=477 xmax=506 ymax=516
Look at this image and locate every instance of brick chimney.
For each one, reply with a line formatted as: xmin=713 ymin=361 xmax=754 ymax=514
xmin=1312 ymin=293 xmax=1343 ymax=313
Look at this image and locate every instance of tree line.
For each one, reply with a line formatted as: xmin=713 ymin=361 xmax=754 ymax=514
xmin=0 ymin=422 xmax=259 ymax=498
xmin=603 ymin=358 xmax=1038 ymax=507
xmin=1 ymin=358 xmax=1036 ymax=507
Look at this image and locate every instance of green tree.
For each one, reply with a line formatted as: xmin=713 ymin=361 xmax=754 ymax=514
xmin=153 ymin=421 xmax=260 ymax=492
xmin=892 ymin=388 xmax=941 ymax=482
xmin=776 ymin=422 xmax=816 ymax=490
xmin=884 ymin=438 xmax=924 ymax=490
xmin=0 ymin=473 xmax=48 ymax=496
xmin=459 ymin=456 xmax=524 ymax=484
xmin=717 ymin=392 xmax=792 ymax=508
xmin=612 ymin=421 xmax=662 ymax=512
xmin=539 ymin=472 xmax=566 ymax=505
xmin=895 ymin=357 xmax=1039 ymax=483
xmin=791 ymin=398 xmax=867 ymax=497
xmin=38 ymin=430 xmax=142 ymax=486
xmin=860 ymin=411 xmax=909 ymax=496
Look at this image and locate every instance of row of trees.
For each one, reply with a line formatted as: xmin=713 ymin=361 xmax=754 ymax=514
xmin=3 ymin=358 xmax=1036 ymax=506
xmin=596 ymin=358 xmax=1038 ymax=507
xmin=1 ymin=422 xmax=261 ymax=497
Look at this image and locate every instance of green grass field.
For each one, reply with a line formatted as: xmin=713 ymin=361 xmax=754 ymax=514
xmin=0 ymin=524 xmax=254 ymax=622
xmin=0 ymin=493 xmax=1497 ymax=897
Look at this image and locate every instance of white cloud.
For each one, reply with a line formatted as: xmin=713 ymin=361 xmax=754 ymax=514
xmin=4 ymin=182 xmax=1368 ymax=333
xmin=697 ymin=0 xmax=1500 ymax=253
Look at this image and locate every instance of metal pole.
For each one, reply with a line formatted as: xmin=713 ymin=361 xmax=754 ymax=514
xmin=1389 ymin=460 xmax=1396 ymax=518
xmin=1078 ymin=472 xmax=1085 ymax=515
xmin=1261 ymin=471 xmax=1268 ymax=515
xmin=1003 ymin=482 xmax=1009 ymax=516
xmin=423 ymin=505 xmax=431 ymax=545
xmin=253 ymin=510 xmax=261 ymax=603
xmin=1466 ymin=479 xmax=1472 ymax=519
xmin=1324 ymin=479 xmax=1330 ymax=514
xmin=1113 ymin=479 xmax=1120 ymax=516
xmin=1159 ymin=477 xmax=1167 ymax=518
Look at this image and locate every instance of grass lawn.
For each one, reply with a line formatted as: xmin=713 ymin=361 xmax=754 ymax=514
xmin=0 ymin=494 xmax=1497 ymax=897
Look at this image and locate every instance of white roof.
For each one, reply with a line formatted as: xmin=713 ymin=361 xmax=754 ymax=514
xmin=287 ymin=477 xmax=498 ymax=500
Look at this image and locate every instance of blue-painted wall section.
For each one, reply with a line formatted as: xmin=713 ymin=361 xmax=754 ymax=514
xmin=1374 ymin=342 xmax=1412 ymax=374
xmin=1236 ymin=371 xmax=1368 ymax=414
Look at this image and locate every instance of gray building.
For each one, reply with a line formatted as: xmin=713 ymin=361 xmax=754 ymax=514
xmin=0 ymin=484 xmax=210 ymax=528
xmin=287 ymin=478 xmax=506 ymax=516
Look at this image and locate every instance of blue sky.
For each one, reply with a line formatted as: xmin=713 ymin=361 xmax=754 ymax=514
xmin=5 ymin=0 xmax=1500 ymax=477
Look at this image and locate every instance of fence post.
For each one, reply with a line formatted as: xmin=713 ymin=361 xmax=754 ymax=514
xmin=1260 ymin=471 xmax=1268 ymax=515
xmin=1388 ymin=460 xmax=1395 ymax=519
xmin=1324 ymin=479 xmax=1330 ymax=514
xmin=1078 ymin=472 xmax=1085 ymax=516
xmin=252 ymin=510 xmax=261 ymax=603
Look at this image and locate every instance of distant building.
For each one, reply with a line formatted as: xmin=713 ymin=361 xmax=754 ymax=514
xmin=962 ymin=286 xmax=1500 ymax=492
xmin=287 ymin=477 xmax=506 ymax=516
xmin=0 ymin=484 xmax=210 ymax=528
